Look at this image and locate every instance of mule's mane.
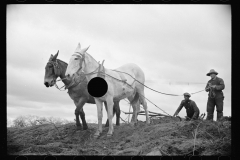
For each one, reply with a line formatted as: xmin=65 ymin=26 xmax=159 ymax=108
xmin=57 ymin=59 xmax=68 ymax=66
xmin=85 ymin=52 xmax=98 ymax=64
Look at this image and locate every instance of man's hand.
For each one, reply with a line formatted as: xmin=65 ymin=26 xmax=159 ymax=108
xmin=211 ymin=85 xmax=216 ymax=89
xmin=185 ymin=116 xmax=191 ymax=121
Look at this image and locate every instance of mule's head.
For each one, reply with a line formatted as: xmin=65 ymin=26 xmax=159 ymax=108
xmin=44 ymin=51 xmax=61 ymax=87
xmin=65 ymin=43 xmax=89 ymax=80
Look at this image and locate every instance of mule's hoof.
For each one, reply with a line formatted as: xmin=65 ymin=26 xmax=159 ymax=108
xmin=107 ymin=134 xmax=113 ymax=137
xmin=76 ymin=126 xmax=82 ymax=130
xmin=83 ymin=126 xmax=88 ymax=130
xmin=130 ymin=122 xmax=135 ymax=126
xmin=94 ymin=132 xmax=100 ymax=138
xmin=93 ymin=135 xmax=99 ymax=139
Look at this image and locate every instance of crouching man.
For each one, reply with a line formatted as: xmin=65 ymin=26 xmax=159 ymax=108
xmin=173 ymin=93 xmax=200 ymax=121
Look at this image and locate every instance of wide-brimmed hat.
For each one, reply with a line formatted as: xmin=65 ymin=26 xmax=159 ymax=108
xmin=183 ymin=92 xmax=191 ymax=97
xmin=206 ymin=69 xmax=218 ymax=76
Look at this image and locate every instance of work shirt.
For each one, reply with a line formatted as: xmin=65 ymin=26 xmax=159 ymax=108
xmin=205 ymin=76 xmax=225 ymax=98
xmin=175 ymin=100 xmax=200 ymax=119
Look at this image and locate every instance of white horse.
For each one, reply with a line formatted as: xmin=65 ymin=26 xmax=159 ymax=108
xmin=65 ymin=43 xmax=150 ymax=137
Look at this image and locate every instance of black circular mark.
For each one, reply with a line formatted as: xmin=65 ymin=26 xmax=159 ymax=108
xmin=87 ymin=77 xmax=108 ymax=97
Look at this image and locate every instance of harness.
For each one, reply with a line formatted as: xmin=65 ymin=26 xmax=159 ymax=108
xmin=55 ymin=51 xmax=214 ymax=116
xmin=47 ymin=59 xmax=66 ymax=91
xmin=73 ymin=51 xmax=135 ymax=88
xmin=47 ymin=59 xmax=60 ymax=76
xmin=47 ymin=58 xmax=86 ymax=91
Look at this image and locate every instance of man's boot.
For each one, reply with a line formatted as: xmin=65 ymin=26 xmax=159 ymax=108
xmin=217 ymin=112 xmax=223 ymax=121
xmin=206 ymin=112 xmax=213 ymax=121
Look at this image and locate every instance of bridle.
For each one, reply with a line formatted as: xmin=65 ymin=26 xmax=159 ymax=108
xmin=72 ymin=52 xmax=85 ymax=73
xmin=47 ymin=60 xmax=60 ymax=76
xmin=73 ymin=51 xmax=102 ymax=77
xmin=47 ymin=59 xmax=68 ymax=91
xmin=48 ymin=58 xmax=87 ymax=91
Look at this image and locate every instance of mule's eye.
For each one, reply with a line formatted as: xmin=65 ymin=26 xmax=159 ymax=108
xmin=74 ymin=58 xmax=79 ymax=60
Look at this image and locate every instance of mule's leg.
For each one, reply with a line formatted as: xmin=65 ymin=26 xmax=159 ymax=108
xmin=135 ymin=101 xmax=141 ymax=121
xmin=94 ymin=98 xmax=103 ymax=138
xmin=115 ymin=101 xmax=121 ymax=126
xmin=74 ymin=97 xmax=88 ymax=130
xmin=74 ymin=106 xmax=82 ymax=130
xmin=106 ymin=96 xmax=114 ymax=137
xmin=130 ymin=99 xmax=140 ymax=126
xmin=104 ymin=101 xmax=109 ymax=127
xmin=79 ymin=107 xmax=88 ymax=130
xmin=105 ymin=101 xmax=117 ymax=127
xmin=138 ymin=91 xmax=150 ymax=124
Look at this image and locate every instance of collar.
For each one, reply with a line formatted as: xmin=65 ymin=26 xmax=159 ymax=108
xmin=211 ymin=76 xmax=217 ymax=80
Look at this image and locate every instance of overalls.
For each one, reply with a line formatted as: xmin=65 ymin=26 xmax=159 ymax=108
xmin=205 ymin=76 xmax=225 ymax=121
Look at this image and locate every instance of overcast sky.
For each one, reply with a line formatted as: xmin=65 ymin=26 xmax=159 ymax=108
xmin=7 ymin=4 xmax=231 ymax=125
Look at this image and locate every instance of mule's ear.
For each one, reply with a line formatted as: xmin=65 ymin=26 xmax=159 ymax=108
xmin=49 ymin=54 xmax=53 ymax=61
xmin=102 ymin=60 xmax=105 ymax=65
xmin=75 ymin=43 xmax=81 ymax=52
xmin=77 ymin=43 xmax=81 ymax=49
xmin=52 ymin=50 xmax=59 ymax=61
xmin=81 ymin=45 xmax=90 ymax=54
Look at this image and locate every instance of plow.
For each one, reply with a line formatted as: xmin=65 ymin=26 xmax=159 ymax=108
xmin=122 ymin=110 xmax=206 ymax=122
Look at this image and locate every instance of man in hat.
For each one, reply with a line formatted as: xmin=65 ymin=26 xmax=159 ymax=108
xmin=173 ymin=93 xmax=200 ymax=121
xmin=205 ymin=69 xmax=225 ymax=121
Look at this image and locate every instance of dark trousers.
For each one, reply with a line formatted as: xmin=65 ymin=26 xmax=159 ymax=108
xmin=186 ymin=112 xmax=199 ymax=120
xmin=206 ymin=97 xmax=224 ymax=121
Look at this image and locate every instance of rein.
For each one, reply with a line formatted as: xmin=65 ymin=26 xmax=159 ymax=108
xmin=63 ymin=65 xmax=100 ymax=90
xmin=72 ymin=54 xmax=214 ymax=117
xmin=208 ymin=85 xmax=216 ymax=98
xmin=69 ymin=50 xmax=217 ymax=118
xmin=74 ymin=57 xmax=212 ymax=97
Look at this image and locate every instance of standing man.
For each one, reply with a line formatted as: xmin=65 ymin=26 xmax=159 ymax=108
xmin=205 ymin=69 xmax=225 ymax=121
xmin=173 ymin=93 xmax=200 ymax=120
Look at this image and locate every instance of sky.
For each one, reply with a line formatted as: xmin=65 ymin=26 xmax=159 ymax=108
xmin=7 ymin=4 xmax=231 ymax=126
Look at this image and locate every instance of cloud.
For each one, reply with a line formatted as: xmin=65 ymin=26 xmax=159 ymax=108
xmin=7 ymin=5 xmax=231 ymax=122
